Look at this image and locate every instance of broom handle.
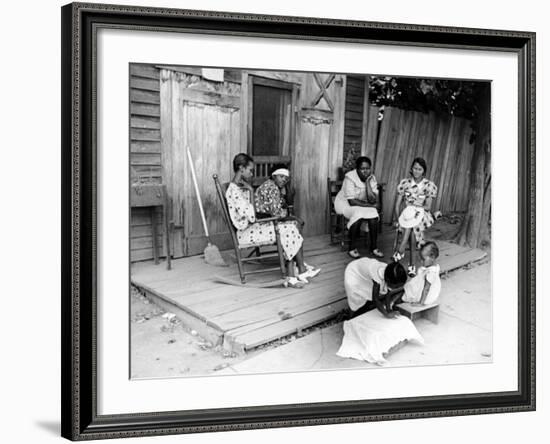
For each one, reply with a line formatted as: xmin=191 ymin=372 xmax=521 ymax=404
xmin=186 ymin=145 xmax=210 ymax=239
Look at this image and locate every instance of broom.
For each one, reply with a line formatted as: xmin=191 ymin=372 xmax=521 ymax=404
xmin=186 ymin=145 xmax=227 ymax=267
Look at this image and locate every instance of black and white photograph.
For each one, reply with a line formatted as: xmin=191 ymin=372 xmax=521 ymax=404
xmin=129 ymin=64 xmax=492 ymax=378
xmin=1 ymin=0 xmax=545 ymax=442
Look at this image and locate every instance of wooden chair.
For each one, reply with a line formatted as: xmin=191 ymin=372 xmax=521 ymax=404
xmin=213 ymin=174 xmax=287 ymax=284
xmin=327 ymin=178 xmax=349 ymax=250
xmin=327 ymin=177 xmax=386 ymax=251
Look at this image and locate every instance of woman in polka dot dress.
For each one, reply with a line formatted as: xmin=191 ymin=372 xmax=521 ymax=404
xmin=225 ymin=154 xmax=319 ymax=288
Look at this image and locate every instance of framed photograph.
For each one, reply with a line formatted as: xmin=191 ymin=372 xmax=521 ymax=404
xmin=61 ymin=2 xmax=535 ymax=440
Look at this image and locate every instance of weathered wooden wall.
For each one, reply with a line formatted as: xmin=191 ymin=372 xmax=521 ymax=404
xmin=153 ymin=68 xmax=346 ymax=259
xmin=342 ymin=75 xmax=366 ymax=170
xmin=160 ymin=69 xmax=242 ymax=258
xmin=293 ymin=72 xmax=346 ymax=236
xmin=365 ymin=106 xmax=475 ymax=223
xmin=130 ymin=64 xmax=164 ymax=261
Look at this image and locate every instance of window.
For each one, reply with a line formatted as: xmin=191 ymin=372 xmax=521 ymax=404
xmin=251 ymin=84 xmax=292 ymax=156
xmin=248 ymin=77 xmax=295 ymax=158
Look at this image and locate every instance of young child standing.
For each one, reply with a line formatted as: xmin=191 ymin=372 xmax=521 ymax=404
xmin=388 ymin=242 xmax=441 ymax=309
xmin=404 ymin=241 xmax=441 ymax=305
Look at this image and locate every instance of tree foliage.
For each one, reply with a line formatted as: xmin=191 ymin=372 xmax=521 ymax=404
xmin=369 ymin=76 xmax=487 ymax=120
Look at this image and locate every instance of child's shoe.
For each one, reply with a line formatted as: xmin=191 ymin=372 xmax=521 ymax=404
xmin=407 ymin=265 xmax=417 ymax=277
xmin=392 ymin=251 xmax=403 ymax=262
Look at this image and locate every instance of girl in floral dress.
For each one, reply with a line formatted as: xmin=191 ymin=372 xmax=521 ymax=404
xmin=392 ymin=157 xmax=438 ymax=276
xmin=225 ymin=154 xmax=319 ymax=288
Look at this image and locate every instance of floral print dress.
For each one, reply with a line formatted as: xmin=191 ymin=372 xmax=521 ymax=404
xmin=254 ymin=179 xmax=304 ymax=260
xmin=254 ymin=179 xmax=288 ymax=217
xmin=225 ymin=182 xmax=302 ymax=261
xmin=396 ymin=177 xmax=438 ymax=245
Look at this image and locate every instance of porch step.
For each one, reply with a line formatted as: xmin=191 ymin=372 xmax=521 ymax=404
xmin=224 ymin=299 xmax=349 ymax=354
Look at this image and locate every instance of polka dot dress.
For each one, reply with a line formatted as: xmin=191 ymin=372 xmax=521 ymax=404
xmin=226 ymin=182 xmax=303 ymax=260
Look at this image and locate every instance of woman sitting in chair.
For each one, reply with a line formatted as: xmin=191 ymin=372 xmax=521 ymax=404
xmin=226 ymin=154 xmax=320 ymax=288
xmin=254 ymin=163 xmax=296 ymax=220
xmin=334 ymin=156 xmax=383 ymax=259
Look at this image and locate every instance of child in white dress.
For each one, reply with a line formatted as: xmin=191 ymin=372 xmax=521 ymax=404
xmin=402 ymin=241 xmax=441 ymax=305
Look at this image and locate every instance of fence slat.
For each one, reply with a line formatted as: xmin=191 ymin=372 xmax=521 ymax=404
xmin=366 ymin=106 xmax=474 ymax=221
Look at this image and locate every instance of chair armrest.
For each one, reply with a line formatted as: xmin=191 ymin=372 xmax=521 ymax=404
xmin=255 ymin=216 xmax=285 ymax=223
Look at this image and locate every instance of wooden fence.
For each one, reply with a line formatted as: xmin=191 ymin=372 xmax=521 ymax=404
xmin=364 ymin=105 xmax=475 ymax=223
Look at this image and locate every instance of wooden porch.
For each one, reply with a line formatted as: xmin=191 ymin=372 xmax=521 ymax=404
xmin=131 ymin=227 xmax=487 ymax=355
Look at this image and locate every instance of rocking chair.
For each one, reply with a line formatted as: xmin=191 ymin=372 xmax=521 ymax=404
xmin=213 ymin=174 xmax=287 ymax=284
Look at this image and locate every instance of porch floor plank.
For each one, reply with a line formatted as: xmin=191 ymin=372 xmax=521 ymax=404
xmin=131 ymin=232 xmax=487 ymax=354
xmin=226 ymin=300 xmax=350 ymax=352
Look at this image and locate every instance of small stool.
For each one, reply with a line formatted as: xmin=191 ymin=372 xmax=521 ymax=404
xmin=395 ymin=302 xmax=439 ymax=324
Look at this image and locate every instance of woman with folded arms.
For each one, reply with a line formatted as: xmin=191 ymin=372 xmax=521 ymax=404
xmin=334 ymin=156 xmax=383 ymax=259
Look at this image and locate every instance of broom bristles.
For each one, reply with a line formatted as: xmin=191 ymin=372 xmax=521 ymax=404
xmin=204 ymin=243 xmax=228 ymax=266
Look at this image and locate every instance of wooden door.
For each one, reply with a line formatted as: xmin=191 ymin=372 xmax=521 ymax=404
xmin=293 ymin=73 xmax=346 ymax=236
xmin=160 ymin=70 xmax=241 ymax=257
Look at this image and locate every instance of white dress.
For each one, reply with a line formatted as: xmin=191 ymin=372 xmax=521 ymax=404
xmin=225 ymin=182 xmax=303 ymax=261
xmin=334 ymin=170 xmax=379 ymax=229
xmin=337 ymin=309 xmax=424 ymax=365
xmin=403 ymin=264 xmax=441 ymax=305
xmin=344 ymin=258 xmax=388 ymax=311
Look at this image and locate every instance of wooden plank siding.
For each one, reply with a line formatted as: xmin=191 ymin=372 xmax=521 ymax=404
xmin=342 ymin=75 xmax=366 ymax=171
xmin=130 ymin=64 xmax=163 ymax=262
xmin=160 ymin=69 xmax=242 ymax=258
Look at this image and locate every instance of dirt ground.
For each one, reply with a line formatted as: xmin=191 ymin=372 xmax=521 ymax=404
xmin=130 ymin=286 xmax=348 ymax=378
xmin=131 ymin=288 xmax=246 ymax=378
xmin=130 ymin=253 xmax=490 ymax=379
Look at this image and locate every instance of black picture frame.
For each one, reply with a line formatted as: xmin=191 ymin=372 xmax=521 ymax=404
xmin=61 ymin=2 xmax=536 ymax=440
